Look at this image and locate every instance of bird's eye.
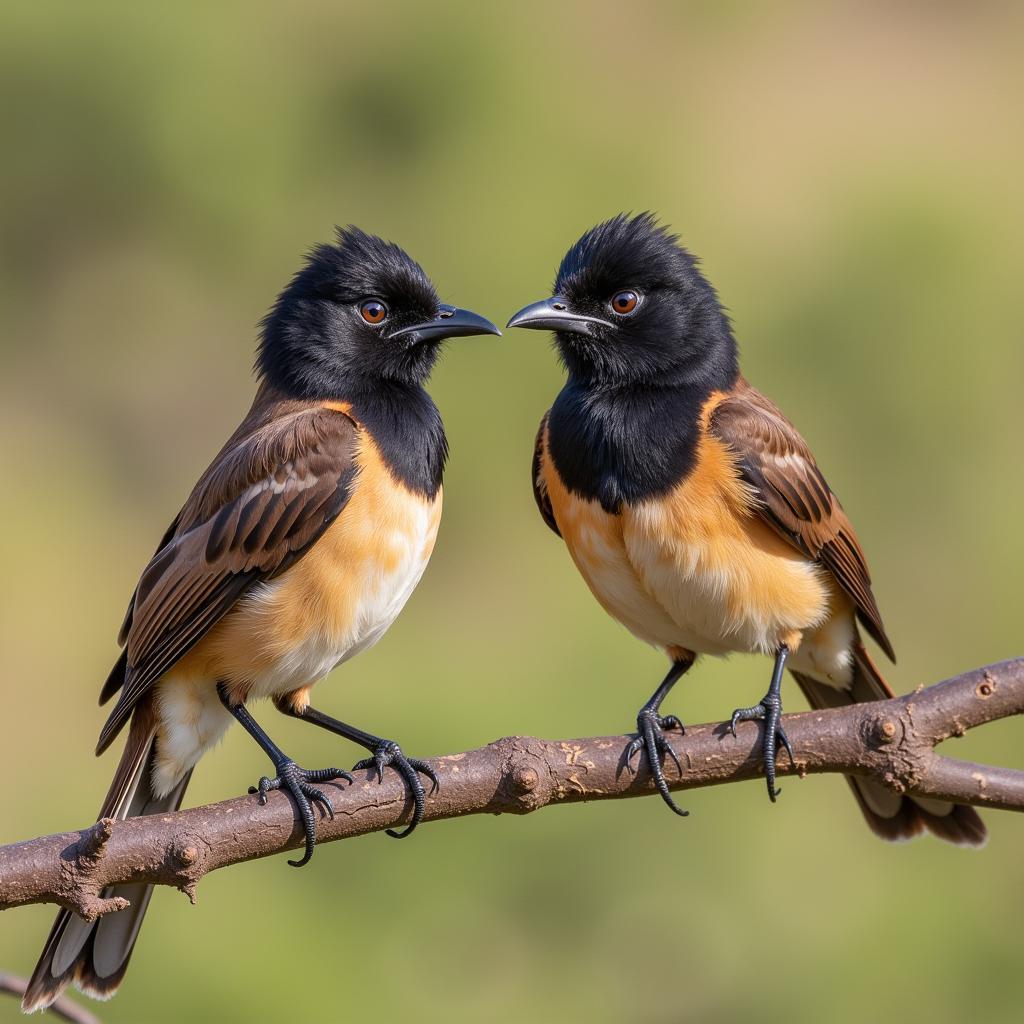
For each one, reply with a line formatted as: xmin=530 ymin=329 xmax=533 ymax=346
xmin=359 ymin=300 xmax=388 ymax=325
xmin=610 ymin=290 xmax=639 ymax=315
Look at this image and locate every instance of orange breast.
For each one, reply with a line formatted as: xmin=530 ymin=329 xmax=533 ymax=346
xmin=174 ymin=433 xmax=442 ymax=702
xmin=542 ymin=438 xmax=683 ymax=648
xmin=541 ymin=413 xmax=833 ymax=658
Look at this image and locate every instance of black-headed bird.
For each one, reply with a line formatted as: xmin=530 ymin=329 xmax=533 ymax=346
xmin=507 ymin=213 xmax=984 ymax=847
xmin=23 ymin=227 xmax=499 ymax=1013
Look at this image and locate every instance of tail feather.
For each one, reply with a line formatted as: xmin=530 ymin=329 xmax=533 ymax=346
xmin=22 ymin=704 xmax=191 ymax=1013
xmin=790 ymin=639 xmax=987 ymax=847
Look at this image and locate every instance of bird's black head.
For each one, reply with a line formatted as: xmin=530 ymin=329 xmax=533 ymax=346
xmin=507 ymin=213 xmax=738 ymax=391
xmin=258 ymin=227 xmax=499 ymax=399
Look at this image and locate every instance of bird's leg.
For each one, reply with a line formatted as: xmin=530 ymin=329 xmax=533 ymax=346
xmin=728 ymin=643 xmax=794 ymax=802
xmin=624 ymin=656 xmax=694 ymax=816
xmin=216 ymin=684 xmax=353 ymax=867
xmin=276 ymin=702 xmax=438 ymax=840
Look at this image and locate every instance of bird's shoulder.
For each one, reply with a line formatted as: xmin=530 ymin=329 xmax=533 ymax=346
xmin=117 ymin=394 xmax=360 ymax=646
xmin=705 ymin=378 xmax=843 ymax=550
xmin=133 ymin=393 xmax=362 ymax=626
xmin=707 ymin=381 xmax=832 ymax=518
xmin=705 ymin=378 xmax=894 ymax=660
xmin=532 ymin=409 xmax=561 ymax=537
xmin=174 ymin=394 xmax=360 ymax=537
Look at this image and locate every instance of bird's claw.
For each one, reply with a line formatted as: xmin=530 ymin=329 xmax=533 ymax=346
xmin=625 ymin=707 xmax=688 ymax=817
xmin=248 ymin=760 xmax=353 ymax=867
xmin=729 ymin=692 xmax=793 ymax=802
xmin=352 ymin=740 xmax=439 ymax=839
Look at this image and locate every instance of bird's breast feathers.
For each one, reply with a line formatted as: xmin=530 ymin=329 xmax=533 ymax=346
xmin=541 ymin=411 xmax=833 ymax=658
xmin=174 ymin=432 xmax=441 ymax=701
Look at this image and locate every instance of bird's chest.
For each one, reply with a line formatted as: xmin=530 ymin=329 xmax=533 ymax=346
xmin=547 ymin=384 xmax=702 ymax=513
xmin=225 ymin=470 xmax=442 ymax=698
xmin=544 ymin=437 xmax=827 ymax=656
xmin=544 ymin=454 xmax=683 ymax=648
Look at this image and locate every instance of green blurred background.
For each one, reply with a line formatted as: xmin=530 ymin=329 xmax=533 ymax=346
xmin=2 ymin=2 xmax=1022 ymax=1022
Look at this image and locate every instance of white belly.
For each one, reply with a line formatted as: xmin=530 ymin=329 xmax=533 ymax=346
xmin=243 ymin=497 xmax=438 ymax=700
xmin=625 ymin=498 xmax=832 ymax=654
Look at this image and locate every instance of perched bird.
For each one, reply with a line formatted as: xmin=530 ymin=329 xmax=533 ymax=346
xmin=23 ymin=227 xmax=499 ymax=1012
xmin=507 ymin=213 xmax=985 ymax=846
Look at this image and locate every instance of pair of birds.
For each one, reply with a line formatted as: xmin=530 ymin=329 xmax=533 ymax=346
xmin=25 ymin=215 xmax=985 ymax=1012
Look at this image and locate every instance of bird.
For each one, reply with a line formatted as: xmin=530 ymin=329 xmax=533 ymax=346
xmin=507 ymin=212 xmax=985 ymax=847
xmin=23 ymin=226 xmax=500 ymax=1013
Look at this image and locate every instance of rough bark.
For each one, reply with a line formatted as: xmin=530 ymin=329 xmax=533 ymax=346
xmin=1 ymin=659 xmax=1021 ymax=919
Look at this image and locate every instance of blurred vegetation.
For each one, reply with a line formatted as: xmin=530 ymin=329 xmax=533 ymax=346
xmin=1 ymin=2 xmax=1023 ymax=1022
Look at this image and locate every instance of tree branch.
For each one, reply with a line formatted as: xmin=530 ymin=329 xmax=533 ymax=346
xmin=2 ymin=659 xmax=1022 ymax=918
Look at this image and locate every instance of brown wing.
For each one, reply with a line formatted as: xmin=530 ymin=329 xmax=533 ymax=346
xmin=708 ymin=382 xmax=895 ymax=661
xmin=98 ymin=515 xmax=183 ymax=706
xmin=532 ymin=411 xmax=560 ymax=537
xmin=96 ymin=405 xmax=360 ymax=754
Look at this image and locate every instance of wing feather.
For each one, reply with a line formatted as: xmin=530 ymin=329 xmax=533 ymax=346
xmin=96 ymin=405 xmax=359 ymax=754
xmin=709 ymin=382 xmax=895 ymax=661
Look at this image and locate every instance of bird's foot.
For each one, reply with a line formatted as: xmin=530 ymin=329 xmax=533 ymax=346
xmin=729 ymin=691 xmax=794 ymax=802
xmin=353 ymin=740 xmax=439 ymax=839
xmin=625 ymin=707 xmax=688 ymax=816
xmin=249 ymin=761 xmax=354 ymax=867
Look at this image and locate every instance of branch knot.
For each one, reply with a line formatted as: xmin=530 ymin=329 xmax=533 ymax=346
xmin=495 ymin=737 xmax=554 ymax=812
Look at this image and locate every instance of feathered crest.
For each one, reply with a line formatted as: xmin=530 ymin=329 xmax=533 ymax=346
xmin=555 ymin=212 xmax=702 ymax=299
xmin=260 ymin=226 xmax=439 ymax=345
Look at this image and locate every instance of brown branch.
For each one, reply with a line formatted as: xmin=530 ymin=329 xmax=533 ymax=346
xmin=1 ymin=659 xmax=1022 ymax=918
xmin=0 ymin=973 xmax=101 ymax=1023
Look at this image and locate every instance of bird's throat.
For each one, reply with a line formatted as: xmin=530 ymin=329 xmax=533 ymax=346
xmin=347 ymin=382 xmax=447 ymax=499
xmin=547 ymin=380 xmax=711 ymax=513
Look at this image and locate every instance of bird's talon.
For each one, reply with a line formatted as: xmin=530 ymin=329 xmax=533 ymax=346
xmin=624 ymin=737 xmax=644 ymax=769
xmin=412 ymin=759 xmax=441 ymax=793
xmin=355 ymin=740 xmax=438 ymax=839
xmin=246 ymin=760 xmax=348 ymax=866
xmin=729 ymin=650 xmax=791 ymax=806
xmin=664 ymin=742 xmax=683 ymax=777
xmin=627 ymin=707 xmax=688 ymax=815
xmin=777 ymin=726 xmax=795 ymax=762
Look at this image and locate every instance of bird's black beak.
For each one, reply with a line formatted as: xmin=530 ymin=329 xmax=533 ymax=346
xmin=506 ymin=297 xmax=613 ymax=337
xmin=392 ymin=305 xmax=501 ymax=345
